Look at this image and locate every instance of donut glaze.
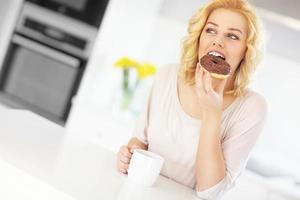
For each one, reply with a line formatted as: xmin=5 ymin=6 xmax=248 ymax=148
xmin=200 ymin=55 xmax=231 ymax=78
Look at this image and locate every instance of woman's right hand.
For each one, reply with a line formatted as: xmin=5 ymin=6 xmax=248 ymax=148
xmin=117 ymin=145 xmax=141 ymax=174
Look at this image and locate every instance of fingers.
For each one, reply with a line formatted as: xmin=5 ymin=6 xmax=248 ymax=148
xmin=196 ymin=63 xmax=215 ymax=95
xmin=120 ymin=145 xmax=132 ymax=158
xmin=119 ymin=154 xmax=130 ymax=163
xmin=198 ymin=64 xmax=227 ymax=95
xmin=118 ymin=161 xmax=129 ymax=174
xmin=215 ymin=78 xmax=227 ymax=95
xmin=130 ymin=144 xmax=141 ymax=153
xmin=203 ymin=70 xmax=213 ymax=94
xmin=117 ymin=160 xmax=129 ymax=174
xmin=117 ymin=144 xmax=144 ymax=174
xmin=117 ymin=145 xmax=132 ymax=174
xmin=195 ymin=63 xmax=203 ymax=89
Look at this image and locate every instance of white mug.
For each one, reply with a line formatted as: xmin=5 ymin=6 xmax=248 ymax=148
xmin=127 ymin=149 xmax=164 ymax=187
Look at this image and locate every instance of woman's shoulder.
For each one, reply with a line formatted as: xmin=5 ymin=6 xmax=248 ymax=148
xmin=154 ymin=64 xmax=180 ymax=81
xmin=149 ymin=64 xmax=180 ymax=101
xmin=238 ymin=89 xmax=268 ymax=119
xmin=222 ymin=89 xmax=268 ymax=140
xmin=243 ymin=90 xmax=267 ymax=109
xmin=152 ymin=64 xmax=180 ymax=89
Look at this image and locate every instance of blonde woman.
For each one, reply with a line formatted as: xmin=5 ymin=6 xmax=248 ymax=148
xmin=117 ymin=0 xmax=267 ymax=199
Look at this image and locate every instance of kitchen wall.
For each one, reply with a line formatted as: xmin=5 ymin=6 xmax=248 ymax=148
xmin=250 ymin=53 xmax=300 ymax=178
xmin=69 ymin=0 xmax=163 ymax=109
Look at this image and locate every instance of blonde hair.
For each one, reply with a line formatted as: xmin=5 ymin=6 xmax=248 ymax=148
xmin=180 ymin=0 xmax=264 ymax=96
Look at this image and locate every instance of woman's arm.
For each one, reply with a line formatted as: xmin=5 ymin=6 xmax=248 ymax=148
xmin=196 ymin=111 xmax=226 ymax=191
xmin=194 ymin=64 xmax=227 ymax=191
xmin=193 ymin=65 xmax=267 ymax=197
xmin=195 ymin=96 xmax=267 ymax=197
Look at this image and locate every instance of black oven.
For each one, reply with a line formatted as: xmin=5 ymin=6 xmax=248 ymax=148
xmin=0 ymin=34 xmax=84 ymax=124
xmin=26 ymin=0 xmax=109 ymax=27
xmin=0 ymin=1 xmax=104 ymax=125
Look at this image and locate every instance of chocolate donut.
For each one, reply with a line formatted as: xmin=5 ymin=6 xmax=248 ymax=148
xmin=199 ymin=54 xmax=231 ymax=79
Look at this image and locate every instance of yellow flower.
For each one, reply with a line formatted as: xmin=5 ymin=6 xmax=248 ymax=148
xmin=136 ymin=63 xmax=156 ymax=79
xmin=114 ymin=57 xmax=140 ymax=69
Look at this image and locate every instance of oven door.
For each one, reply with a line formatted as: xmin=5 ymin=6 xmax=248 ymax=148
xmin=26 ymin=0 xmax=109 ymax=27
xmin=0 ymin=35 xmax=82 ymax=124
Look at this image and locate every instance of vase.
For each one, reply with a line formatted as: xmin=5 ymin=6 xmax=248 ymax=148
xmin=121 ymin=88 xmax=134 ymax=110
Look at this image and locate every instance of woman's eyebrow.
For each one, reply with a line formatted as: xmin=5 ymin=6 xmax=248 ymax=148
xmin=206 ymin=21 xmax=243 ymax=35
xmin=228 ymin=28 xmax=243 ymax=35
xmin=207 ymin=21 xmax=218 ymax=27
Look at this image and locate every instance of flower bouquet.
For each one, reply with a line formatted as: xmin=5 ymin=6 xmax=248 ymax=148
xmin=114 ymin=57 xmax=156 ymax=110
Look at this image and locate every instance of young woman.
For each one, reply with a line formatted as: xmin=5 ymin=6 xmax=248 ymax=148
xmin=117 ymin=0 xmax=267 ymax=199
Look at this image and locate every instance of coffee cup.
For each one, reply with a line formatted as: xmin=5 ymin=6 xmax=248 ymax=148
xmin=127 ymin=149 xmax=164 ymax=186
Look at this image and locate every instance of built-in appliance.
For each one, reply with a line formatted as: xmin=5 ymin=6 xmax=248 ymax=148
xmin=26 ymin=0 xmax=108 ymax=27
xmin=0 ymin=1 xmax=108 ymax=125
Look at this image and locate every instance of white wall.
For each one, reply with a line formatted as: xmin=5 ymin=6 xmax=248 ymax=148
xmin=69 ymin=0 xmax=165 ymax=111
xmin=66 ymin=0 xmax=166 ymax=148
xmin=251 ymin=53 xmax=300 ymax=178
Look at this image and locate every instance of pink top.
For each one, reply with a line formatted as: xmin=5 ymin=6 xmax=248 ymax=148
xmin=133 ymin=64 xmax=267 ymax=199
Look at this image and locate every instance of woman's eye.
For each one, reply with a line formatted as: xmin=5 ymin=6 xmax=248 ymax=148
xmin=206 ymin=28 xmax=216 ymax=34
xmin=228 ymin=34 xmax=239 ymax=40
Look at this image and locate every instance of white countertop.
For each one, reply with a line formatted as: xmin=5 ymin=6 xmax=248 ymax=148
xmin=1 ymin=108 xmax=300 ymax=200
xmin=0 ymin=159 xmax=75 ymax=200
xmin=0 ymin=109 xmax=199 ymax=200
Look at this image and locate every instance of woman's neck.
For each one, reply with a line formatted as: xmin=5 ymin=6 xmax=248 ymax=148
xmin=223 ymin=75 xmax=235 ymax=94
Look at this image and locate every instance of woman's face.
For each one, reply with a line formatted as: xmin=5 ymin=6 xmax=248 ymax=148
xmin=198 ymin=8 xmax=248 ymax=76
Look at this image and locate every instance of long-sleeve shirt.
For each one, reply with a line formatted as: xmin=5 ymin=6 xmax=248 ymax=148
xmin=133 ymin=64 xmax=268 ymax=199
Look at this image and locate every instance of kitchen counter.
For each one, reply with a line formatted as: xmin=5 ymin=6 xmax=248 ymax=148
xmin=0 ymin=108 xmax=199 ymax=200
xmin=0 ymin=158 xmax=75 ymax=200
xmin=1 ymin=108 xmax=299 ymax=200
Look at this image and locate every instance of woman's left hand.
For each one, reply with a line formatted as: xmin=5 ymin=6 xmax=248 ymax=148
xmin=194 ymin=63 xmax=227 ymax=114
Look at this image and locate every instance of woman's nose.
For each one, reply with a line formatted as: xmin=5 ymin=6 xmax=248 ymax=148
xmin=213 ymin=38 xmax=225 ymax=48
